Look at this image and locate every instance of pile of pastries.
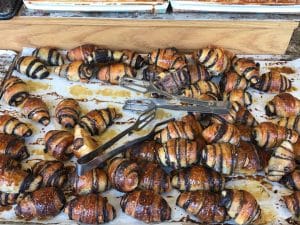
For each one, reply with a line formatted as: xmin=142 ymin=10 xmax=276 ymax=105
xmin=0 ymin=45 xmax=299 ymax=224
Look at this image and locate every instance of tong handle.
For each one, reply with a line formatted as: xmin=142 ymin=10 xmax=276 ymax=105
xmin=119 ymin=77 xmax=150 ymax=94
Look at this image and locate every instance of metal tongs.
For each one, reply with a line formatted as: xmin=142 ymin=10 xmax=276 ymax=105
xmin=76 ymin=107 xmax=158 ymax=175
xmin=119 ymin=77 xmax=231 ymax=114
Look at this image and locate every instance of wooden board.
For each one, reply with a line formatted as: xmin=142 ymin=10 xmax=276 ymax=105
xmin=0 ymin=16 xmax=297 ymax=54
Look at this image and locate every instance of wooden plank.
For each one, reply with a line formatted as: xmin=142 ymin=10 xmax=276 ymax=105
xmin=0 ymin=17 xmax=297 ymax=54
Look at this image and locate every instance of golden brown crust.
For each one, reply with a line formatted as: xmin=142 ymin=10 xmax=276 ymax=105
xmin=32 ymin=47 xmax=64 ymax=66
xmin=187 ymin=63 xmax=212 ymax=82
xmin=0 ymin=155 xmax=20 ymax=173
xmin=252 ymin=122 xmax=298 ymax=148
xmin=193 ymin=47 xmax=230 ymax=76
xmin=0 ymin=133 xmax=29 ymax=160
xmin=16 ymin=56 xmax=49 ymax=79
xmin=149 ymin=48 xmax=187 ymax=70
xmin=221 ymin=189 xmax=261 ymax=225
xmin=55 ymin=98 xmax=81 ymax=129
xmin=125 ymin=140 xmax=160 ymax=162
xmin=22 ymin=97 xmax=50 ymax=126
xmin=44 ymin=130 xmax=74 ymax=161
xmin=0 ymin=114 xmax=32 ymax=138
xmin=0 ymin=169 xmax=42 ymax=194
xmin=219 ymin=71 xmax=248 ymax=94
xmin=265 ymin=140 xmax=296 ymax=182
xmin=138 ymin=161 xmax=171 ymax=194
xmin=64 ymin=194 xmax=116 ymax=224
xmin=283 ymin=191 xmax=300 ymax=218
xmin=265 ymin=93 xmax=300 ymax=117
xmin=120 ymin=190 xmax=171 ymax=223
xmin=15 ymin=187 xmax=65 ymax=220
xmin=183 ymin=80 xmax=220 ymax=99
xmin=79 ymin=108 xmax=118 ymax=136
xmin=176 ymin=191 xmax=227 ymax=223
xmin=72 ymin=168 xmax=110 ymax=195
xmin=235 ymin=105 xmax=257 ymax=126
xmin=50 ymin=61 xmax=93 ymax=83
xmin=281 ymin=170 xmax=300 ymax=191
xmin=31 ymin=160 xmax=68 ymax=188
xmin=154 ymin=121 xmax=195 ymax=143
xmin=232 ymin=56 xmax=260 ymax=84
xmin=235 ymin=124 xmax=252 ymax=142
xmin=202 ymin=143 xmax=238 ymax=175
xmin=3 ymin=76 xmax=29 ymax=106
xmin=172 ymin=165 xmax=225 ymax=192
xmin=202 ymin=123 xmax=240 ymax=145
xmin=157 ymin=138 xmax=199 ymax=169
xmin=67 ymin=44 xmax=99 ymax=61
xmin=223 ymin=89 xmax=252 ymax=107
xmin=252 ymin=71 xmax=291 ymax=93
xmin=107 ymin=157 xmax=139 ymax=192
xmin=96 ymin=63 xmax=136 ymax=84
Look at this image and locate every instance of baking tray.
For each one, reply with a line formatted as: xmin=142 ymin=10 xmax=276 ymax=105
xmin=0 ymin=48 xmax=300 ymax=224
xmin=170 ymin=0 xmax=300 ymax=14
xmin=0 ymin=0 xmax=22 ymax=20
xmin=23 ymin=0 xmax=169 ymax=13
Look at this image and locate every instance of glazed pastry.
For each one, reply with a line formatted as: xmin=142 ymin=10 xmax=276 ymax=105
xmin=157 ymin=138 xmax=199 ymax=169
xmin=87 ymin=49 xmax=145 ymax=69
xmin=31 ymin=160 xmax=68 ymax=188
xmin=22 ymin=96 xmax=50 ymax=126
xmin=153 ymin=68 xmax=191 ymax=94
xmin=67 ymin=44 xmax=99 ymax=61
xmin=201 ymin=143 xmax=238 ymax=175
xmin=15 ymin=187 xmax=65 ymax=220
xmin=0 ymin=155 xmax=20 ymax=172
xmin=79 ymin=108 xmax=118 ymax=136
xmin=142 ymin=65 xmax=166 ymax=81
xmin=221 ymin=189 xmax=261 ymax=225
xmin=71 ymin=125 xmax=98 ymax=158
xmin=71 ymin=168 xmax=110 ymax=195
xmin=283 ymin=191 xmax=300 ymax=218
xmin=0 ymin=133 xmax=29 ymax=160
xmin=207 ymin=101 xmax=240 ymax=125
xmin=181 ymin=114 xmax=203 ymax=138
xmin=223 ymin=89 xmax=252 ymax=107
xmin=49 ymin=61 xmax=93 ymax=83
xmin=193 ymin=47 xmax=230 ymax=76
xmin=293 ymin=139 xmax=300 ymax=163
xmin=32 ymin=47 xmax=64 ymax=66
xmin=0 ymin=169 xmax=42 ymax=194
xmin=265 ymin=93 xmax=300 ymax=117
xmin=107 ymin=157 xmax=139 ymax=192
xmin=235 ymin=104 xmax=258 ymax=126
xmin=236 ymin=124 xmax=252 ymax=142
xmin=252 ymin=122 xmax=298 ymax=148
xmin=120 ymin=190 xmax=171 ymax=223
xmin=64 ymin=194 xmax=116 ymax=224
xmin=55 ymin=98 xmax=81 ymax=129
xmin=176 ymin=191 xmax=227 ymax=223
xmin=219 ymin=71 xmax=248 ymax=94
xmin=0 ymin=114 xmax=32 ymax=137
xmin=232 ymin=56 xmax=260 ymax=84
xmin=235 ymin=141 xmax=262 ymax=175
xmin=202 ymin=123 xmax=240 ymax=145
xmin=16 ymin=56 xmax=49 ymax=79
xmin=187 ymin=63 xmax=213 ymax=82
xmin=278 ymin=115 xmax=300 ymax=135
xmin=44 ymin=130 xmax=74 ymax=161
xmin=95 ymin=63 xmax=136 ymax=84
xmin=182 ymin=80 xmax=220 ymax=99
xmin=154 ymin=121 xmax=195 ymax=143
xmin=2 ymin=76 xmax=29 ymax=106
xmin=148 ymin=48 xmax=187 ymax=70
xmin=265 ymin=140 xmax=295 ymax=182
xmin=281 ymin=170 xmax=300 ymax=191
xmin=138 ymin=161 xmax=171 ymax=194
xmin=252 ymin=70 xmax=291 ymax=93
xmin=124 ymin=140 xmax=160 ymax=162
xmin=172 ymin=165 xmax=225 ymax=192
xmin=0 ymin=192 xmax=19 ymax=206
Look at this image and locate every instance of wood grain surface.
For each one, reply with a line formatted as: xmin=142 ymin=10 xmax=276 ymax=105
xmin=0 ymin=17 xmax=297 ymax=54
